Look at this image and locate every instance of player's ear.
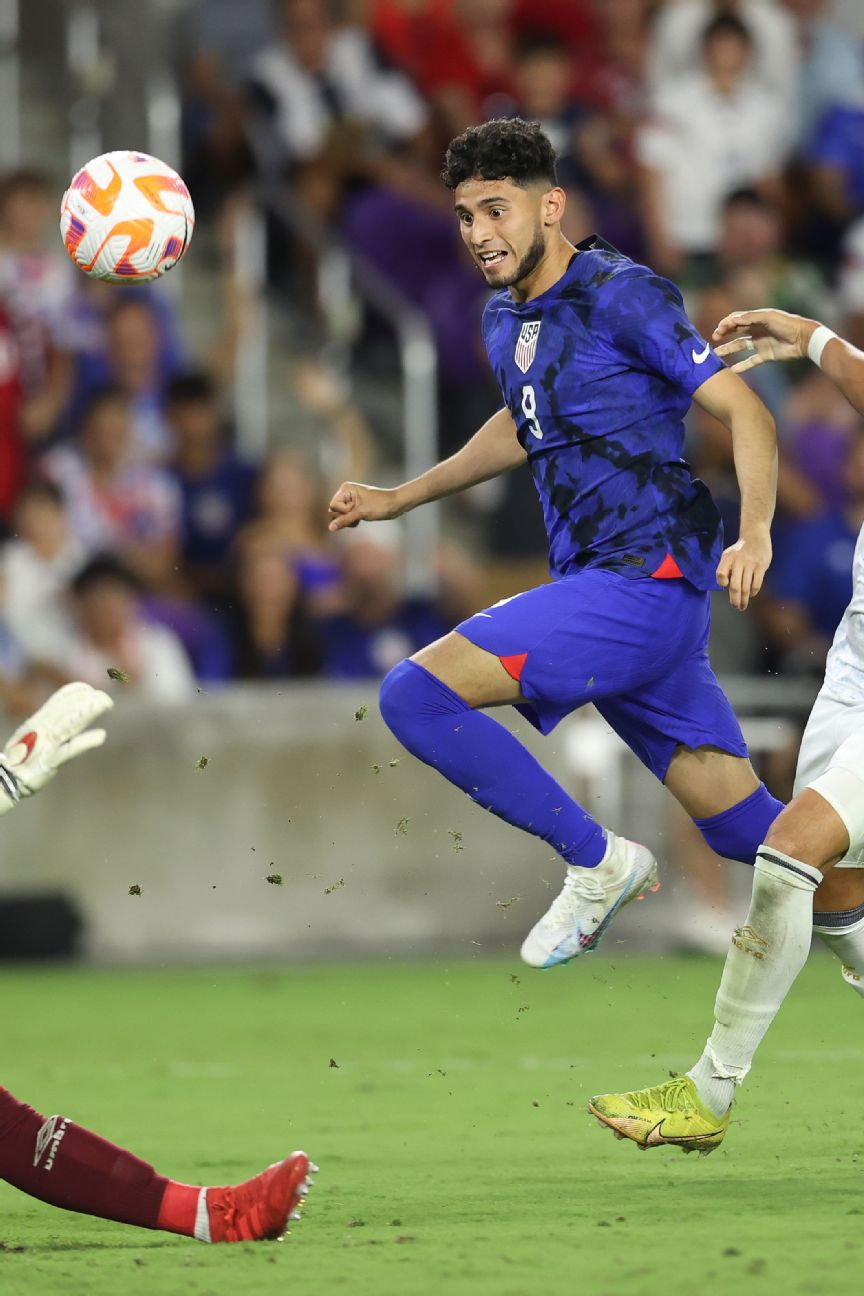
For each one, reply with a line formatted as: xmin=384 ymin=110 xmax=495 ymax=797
xmin=542 ymin=186 xmax=566 ymax=228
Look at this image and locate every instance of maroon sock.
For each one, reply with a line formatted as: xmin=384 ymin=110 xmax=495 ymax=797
xmin=0 ymin=1086 xmax=200 ymax=1235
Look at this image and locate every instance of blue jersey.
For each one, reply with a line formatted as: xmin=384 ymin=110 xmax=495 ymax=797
xmin=482 ymin=235 xmax=726 ymax=588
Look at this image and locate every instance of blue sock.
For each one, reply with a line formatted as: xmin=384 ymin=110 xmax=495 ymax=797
xmin=379 ymin=660 xmax=607 ymax=868
xmin=693 ymin=783 xmax=784 ymax=865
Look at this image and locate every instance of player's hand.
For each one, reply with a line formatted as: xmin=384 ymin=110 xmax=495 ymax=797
xmin=712 ymin=308 xmax=817 ymax=372
xmin=0 ymin=682 xmax=114 ymax=815
xmin=328 ymin=481 xmax=401 ymax=531
xmin=716 ymin=533 xmax=772 ymax=612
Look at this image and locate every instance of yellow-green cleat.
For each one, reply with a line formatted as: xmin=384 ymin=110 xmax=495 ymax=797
xmin=588 ymin=1075 xmax=730 ymax=1156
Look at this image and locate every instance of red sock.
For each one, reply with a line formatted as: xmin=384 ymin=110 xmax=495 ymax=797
xmin=0 ymin=1086 xmax=201 ymax=1236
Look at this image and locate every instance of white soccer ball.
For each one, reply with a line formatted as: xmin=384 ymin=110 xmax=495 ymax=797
xmin=59 ymin=150 xmax=195 ymax=284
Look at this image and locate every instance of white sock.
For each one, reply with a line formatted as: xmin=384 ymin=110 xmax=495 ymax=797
xmin=194 ymin=1188 xmax=211 ymax=1243
xmin=687 ymin=846 xmax=821 ymax=1117
xmin=814 ymin=905 xmax=864 ymax=997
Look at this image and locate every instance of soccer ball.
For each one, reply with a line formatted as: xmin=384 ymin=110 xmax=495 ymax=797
xmin=59 ymin=150 xmax=195 ymax=284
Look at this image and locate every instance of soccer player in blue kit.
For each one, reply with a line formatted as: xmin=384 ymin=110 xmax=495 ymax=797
xmin=328 ymin=119 xmax=781 ymax=967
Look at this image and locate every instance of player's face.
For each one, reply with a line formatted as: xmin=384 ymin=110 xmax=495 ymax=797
xmin=454 ymin=178 xmax=550 ymax=290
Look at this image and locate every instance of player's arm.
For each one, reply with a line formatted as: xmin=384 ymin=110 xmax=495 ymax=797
xmin=692 ymin=368 xmax=777 ymax=612
xmin=713 ymin=308 xmax=864 ymax=416
xmin=0 ymin=682 xmax=113 ymax=815
xmin=328 ymin=407 xmax=526 ymax=530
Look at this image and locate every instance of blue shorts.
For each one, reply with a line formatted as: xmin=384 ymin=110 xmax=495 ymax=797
xmin=456 ymin=570 xmax=748 ymax=783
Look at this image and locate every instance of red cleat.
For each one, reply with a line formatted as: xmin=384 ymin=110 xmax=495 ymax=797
xmin=205 ymin=1152 xmax=317 ymax=1242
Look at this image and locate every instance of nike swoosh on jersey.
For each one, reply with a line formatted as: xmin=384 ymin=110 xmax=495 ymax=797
xmin=691 ymin=341 xmax=711 ymax=364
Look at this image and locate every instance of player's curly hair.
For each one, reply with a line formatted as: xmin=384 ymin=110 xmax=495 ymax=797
xmin=441 ymin=119 xmax=558 ymax=191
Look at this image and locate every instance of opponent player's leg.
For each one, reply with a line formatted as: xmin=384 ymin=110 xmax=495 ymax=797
xmin=0 ymin=1087 xmax=316 ymax=1242
xmin=811 ymin=865 xmax=864 ymax=995
xmin=590 ymin=766 xmax=858 ymax=1153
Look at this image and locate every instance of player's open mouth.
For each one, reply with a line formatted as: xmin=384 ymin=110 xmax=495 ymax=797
xmin=479 ymin=251 xmax=507 ymax=266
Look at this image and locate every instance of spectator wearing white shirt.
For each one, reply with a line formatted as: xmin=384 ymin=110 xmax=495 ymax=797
xmin=648 ymin=0 xmax=799 ymax=114
xmin=1 ymin=479 xmax=85 ymax=664
xmin=63 ymin=555 xmax=196 ymax=704
xmin=41 ymin=388 xmax=182 ymax=595
xmin=636 ymin=12 xmax=790 ymax=277
xmin=246 ymin=0 xmax=430 ymax=219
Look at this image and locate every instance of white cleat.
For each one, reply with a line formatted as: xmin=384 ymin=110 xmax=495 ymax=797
xmin=520 ymin=832 xmax=659 ymax=968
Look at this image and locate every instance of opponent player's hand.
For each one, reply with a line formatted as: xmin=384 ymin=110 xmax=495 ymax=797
xmin=328 ymin=481 xmax=402 ymax=531
xmin=712 ymin=308 xmax=817 ymax=372
xmin=716 ymin=532 xmax=772 ymax=612
xmin=0 ymin=682 xmax=113 ymax=815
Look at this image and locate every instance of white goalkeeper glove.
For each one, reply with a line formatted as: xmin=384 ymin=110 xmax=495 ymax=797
xmin=0 ymin=682 xmax=114 ymax=815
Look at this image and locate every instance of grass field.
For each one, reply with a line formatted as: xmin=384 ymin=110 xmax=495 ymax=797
xmin=1 ymin=954 xmax=861 ymax=1296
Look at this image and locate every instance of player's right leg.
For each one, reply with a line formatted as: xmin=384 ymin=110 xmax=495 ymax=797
xmin=0 ymin=1087 xmax=316 ymax=1242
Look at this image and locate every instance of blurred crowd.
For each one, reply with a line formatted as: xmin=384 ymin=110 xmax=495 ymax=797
xmin=1 ymin=0 xmax=864 ymax=719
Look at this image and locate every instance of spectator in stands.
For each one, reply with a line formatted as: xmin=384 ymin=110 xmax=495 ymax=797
xmin=228 ymin=542 xmax=322 ymax=679
xmin=69 ymin=294 xmax=186 ymax=461
xmin=0 ymin=168 xmax=75 ymax=443
xmin=246 ymin=0 xmax=431 ymax=217
xmin=782 ymin=367 xmax=863 ymax=512
xmin=167 ymin=371 xmax=257 ymax=602
xmin=41 ymin=388 xmax=182 ymax=593
xmin=318 ymin=527 xmax=449 ymax=678
xmin=648 ymin=0 xmax=799 ymax=114
xmin=698 ymin=187 xmax=834 ymax=414
xmin=62 ymin=555 xmax=195 ymax=702
xmin=636 ymin=12 xmax=790 ymax=278
xmin=806 ymin=94 xmax=864 ymax=233
xmin=567 ymin=0 xmax=651 ymax=126
xmin=236 ymin=449 xmax=341 ymax=610
xmin=1 ymin=479 xmax=83 ymax=664
xmin=763 ymin=431 xmax=864 ymax=674
xmin=715 ymin=187 xmax=832 ymax=321
xmin=180 ymin=0 xmax=275 ymax=213
xmin=67 ymin=295 xmax=184 ymax=460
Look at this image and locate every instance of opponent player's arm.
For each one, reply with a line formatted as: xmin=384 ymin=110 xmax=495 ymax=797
xmin=328 ymin=407 xmax=526 ymax=530
xmin=713 ymin=308 xmax=864 ymax=416
xmin=692 ymin=368 xmax=777 ymax=612
xmin=0 ymin=682 xmax=113 ymax=815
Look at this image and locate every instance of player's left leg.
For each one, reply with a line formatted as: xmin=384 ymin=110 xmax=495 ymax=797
xmin=380 ymin=573 xmax=715 ymax=964
xmin=0 ymin=1087 xmax=316 ymax=1242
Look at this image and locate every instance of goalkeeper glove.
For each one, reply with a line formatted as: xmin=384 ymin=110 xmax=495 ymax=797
xmin=0 ymin=682 xmax=114 ymax=815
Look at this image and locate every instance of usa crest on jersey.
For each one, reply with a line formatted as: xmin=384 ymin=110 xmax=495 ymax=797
xmin=514 ymin=321 xmax=541 ymax=373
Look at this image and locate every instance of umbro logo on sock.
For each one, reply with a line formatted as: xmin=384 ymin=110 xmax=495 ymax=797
xmin=33 ymin=1114 xmax=68 ymax=1171
xmin=731 ymin=924 xmax=768 ymax=960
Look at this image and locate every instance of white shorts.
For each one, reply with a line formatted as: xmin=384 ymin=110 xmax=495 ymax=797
xmin=794 ymin=691 xmax=864 ymax=868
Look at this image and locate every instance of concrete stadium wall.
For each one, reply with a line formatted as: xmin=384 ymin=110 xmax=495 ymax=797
xmin=0 ymin=683 xmax=813 ymax=963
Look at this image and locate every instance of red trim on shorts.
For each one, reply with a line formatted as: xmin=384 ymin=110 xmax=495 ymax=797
xmin=651 ymin=553 xmax=684 ymax=579
xmin=499 ymin=652 xmax=529 ymax=682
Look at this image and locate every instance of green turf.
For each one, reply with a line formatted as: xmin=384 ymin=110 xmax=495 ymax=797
xmin=0 ymin=954 xmax=861 ymax=1295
